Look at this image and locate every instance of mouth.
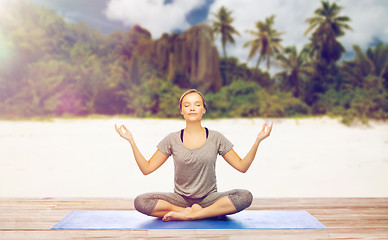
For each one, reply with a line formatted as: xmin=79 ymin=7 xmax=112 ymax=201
xmin=188 ymin=113 xmax=197 ymax=115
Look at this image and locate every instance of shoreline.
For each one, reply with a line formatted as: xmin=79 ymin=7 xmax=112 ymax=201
xmin=1 ymin=114 xmax=387 ymax=126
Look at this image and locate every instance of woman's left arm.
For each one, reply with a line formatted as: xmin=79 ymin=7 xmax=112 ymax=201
xmin=222 ymin=122 xmax=273 ymax=173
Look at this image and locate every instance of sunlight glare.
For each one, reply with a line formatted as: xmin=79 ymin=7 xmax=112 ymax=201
xmin=0 ymin=34 xmax=10 ymax=62
xmin=0 ymin=0 xmax=13 ymax=63
xmin=0 ymin=0 xmax=11 ymax=11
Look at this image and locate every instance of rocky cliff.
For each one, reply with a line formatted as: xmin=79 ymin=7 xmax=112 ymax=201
xmin=126 ymin=24 xmax=222 ymax=92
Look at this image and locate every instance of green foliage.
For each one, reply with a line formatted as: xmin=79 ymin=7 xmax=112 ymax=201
xmin=322 ymin=43 xmax=388 ymax=123
xmin=317 ymin=85 xmax=388 ymax=124
xmin=305 ymin=0 xmax=352 ymax=64
xmin=0 ymin=0 xmax=387 ymax=124
xmin=219 ymin=57 xmax=272 ymax=88
xmin=205 ymin=80 xmax=309 ymax=118
xmin=302 ymin=0 xmax=353 ymax=111
xmin=275 ymin=46 xmax=315 ymax=98
xmin=116 ymin=68 xmax=183 ymax=118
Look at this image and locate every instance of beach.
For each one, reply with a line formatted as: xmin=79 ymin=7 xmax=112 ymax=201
xmin=0 ymin=117 xmax=387 ymax=198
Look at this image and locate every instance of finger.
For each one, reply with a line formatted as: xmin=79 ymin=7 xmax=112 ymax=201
xmin=265 ymin=122 xmax=273 ymax=135
xmin=118 ymin=125 xmax=124 ymax=132
xmin=265 ymin=122 xmax=270 ymax=132
xmin=118 ymin=125 xmax=125 ymax=135
xmin=123 ymin=125 xmax=129 ymax=132
xmin=261 ymin=123 xmax=267 ymax=132
xmin=115 ymin=124 xmax=121 ymax=134
xmin=268 ymin=122 xmax=274 ymax=131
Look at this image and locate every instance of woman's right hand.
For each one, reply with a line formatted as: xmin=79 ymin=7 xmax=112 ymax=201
xmin=115 ymin=124 xmax=134 ymax=143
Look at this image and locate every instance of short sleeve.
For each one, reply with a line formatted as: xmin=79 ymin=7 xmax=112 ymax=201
xmin=216 ymin=131 xmax=234 ymax=156
xmin=156 ymin=133 xmax=173 ymax=156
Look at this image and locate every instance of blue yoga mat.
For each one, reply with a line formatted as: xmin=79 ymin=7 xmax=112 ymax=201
xmin=52 ymin=210 xmax=327 ymax=229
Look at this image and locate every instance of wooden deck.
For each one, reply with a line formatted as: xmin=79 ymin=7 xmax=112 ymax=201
xmin=1 ymin=198 xmax=387 ymax=239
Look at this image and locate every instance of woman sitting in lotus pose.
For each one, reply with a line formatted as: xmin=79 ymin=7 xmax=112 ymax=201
xmin=115 ymin=89 xmax=273 ymax=221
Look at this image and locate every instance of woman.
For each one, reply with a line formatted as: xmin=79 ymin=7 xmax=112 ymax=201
xmin=115 ymin=89 xmax=273 ymax=221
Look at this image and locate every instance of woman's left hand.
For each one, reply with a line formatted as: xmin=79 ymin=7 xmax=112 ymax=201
xmin=256 ymin=122 xmax=273 ymax=143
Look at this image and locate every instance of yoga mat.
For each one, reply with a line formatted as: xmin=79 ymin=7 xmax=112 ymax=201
xmin=52 ymin=210 xmax=327 ymax=229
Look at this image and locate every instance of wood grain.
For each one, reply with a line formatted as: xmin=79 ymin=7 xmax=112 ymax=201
xmin=1 ymin=198 xmax=387 ymax=239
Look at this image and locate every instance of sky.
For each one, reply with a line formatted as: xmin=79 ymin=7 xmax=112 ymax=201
xmin=25 ymin=0 xmax=388 ymax=67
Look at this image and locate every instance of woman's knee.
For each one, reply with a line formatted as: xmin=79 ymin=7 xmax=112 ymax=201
xmin=134 ymin=193 xmax=158 ymax=216
xmin=228 ymin=189 xmax=253 ymax=212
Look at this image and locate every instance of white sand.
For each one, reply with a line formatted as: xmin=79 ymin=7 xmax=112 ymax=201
xmin=0 ymin=117 xmax=387 ymax=198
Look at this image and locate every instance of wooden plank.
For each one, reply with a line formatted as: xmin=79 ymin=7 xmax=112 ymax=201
xmin=0 ymin=198 xmax=387 ymax=239
xmin=53 ymin=205 xmax=134 ymax=210
xmin=2 ymin=229 xmax=388 ymax=240
xmin=1 ymin=230 xmax=149 ymax=240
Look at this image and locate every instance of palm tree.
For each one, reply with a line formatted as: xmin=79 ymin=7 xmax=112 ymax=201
xmin=341 ymin=43 xmax=388 ymax=89
xmin=340 ymin=44 xmax=388 ymax=121
xmin=275 ymin=46 xmax=315 ymax=98
xmin=305 ymin=1 xmax=352 ymax=64
xmin=244 ymin=15 xmax=283 ymax=70
xmin=211 ymin=6 xmax=240 ymax=59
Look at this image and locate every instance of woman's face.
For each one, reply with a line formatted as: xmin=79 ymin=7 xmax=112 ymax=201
xmin=180 ymin=93 xmax=206 ymax=121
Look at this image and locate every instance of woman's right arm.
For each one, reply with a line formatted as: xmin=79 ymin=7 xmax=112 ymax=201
xmin=115 ymin=124 xmax=169 ymax=175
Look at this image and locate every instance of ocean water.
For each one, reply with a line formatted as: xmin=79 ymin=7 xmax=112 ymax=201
xmin=1 ymin=117 xmax=387 ymax=198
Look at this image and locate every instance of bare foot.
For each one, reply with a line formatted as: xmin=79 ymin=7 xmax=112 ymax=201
xmin=162 ymin=204 xmax=205 ymax=221
xmin=162 ymin=207 xmax=193 ymax=221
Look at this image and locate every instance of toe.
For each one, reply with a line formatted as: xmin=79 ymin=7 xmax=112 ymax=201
xmin=162 ymin=213 xmax=171 ymax=221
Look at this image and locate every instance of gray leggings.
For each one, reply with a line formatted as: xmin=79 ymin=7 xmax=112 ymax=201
xmin=134 ymin=189 xmax=253 ymax=216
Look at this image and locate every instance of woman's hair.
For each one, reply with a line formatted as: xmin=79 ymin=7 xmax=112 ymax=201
xmin=179 ymin=89 xmax=207 ymax=111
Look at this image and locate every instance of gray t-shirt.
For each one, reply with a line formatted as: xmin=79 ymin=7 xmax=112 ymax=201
xmin=157 ymin=129 xmax=234 ymax=198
